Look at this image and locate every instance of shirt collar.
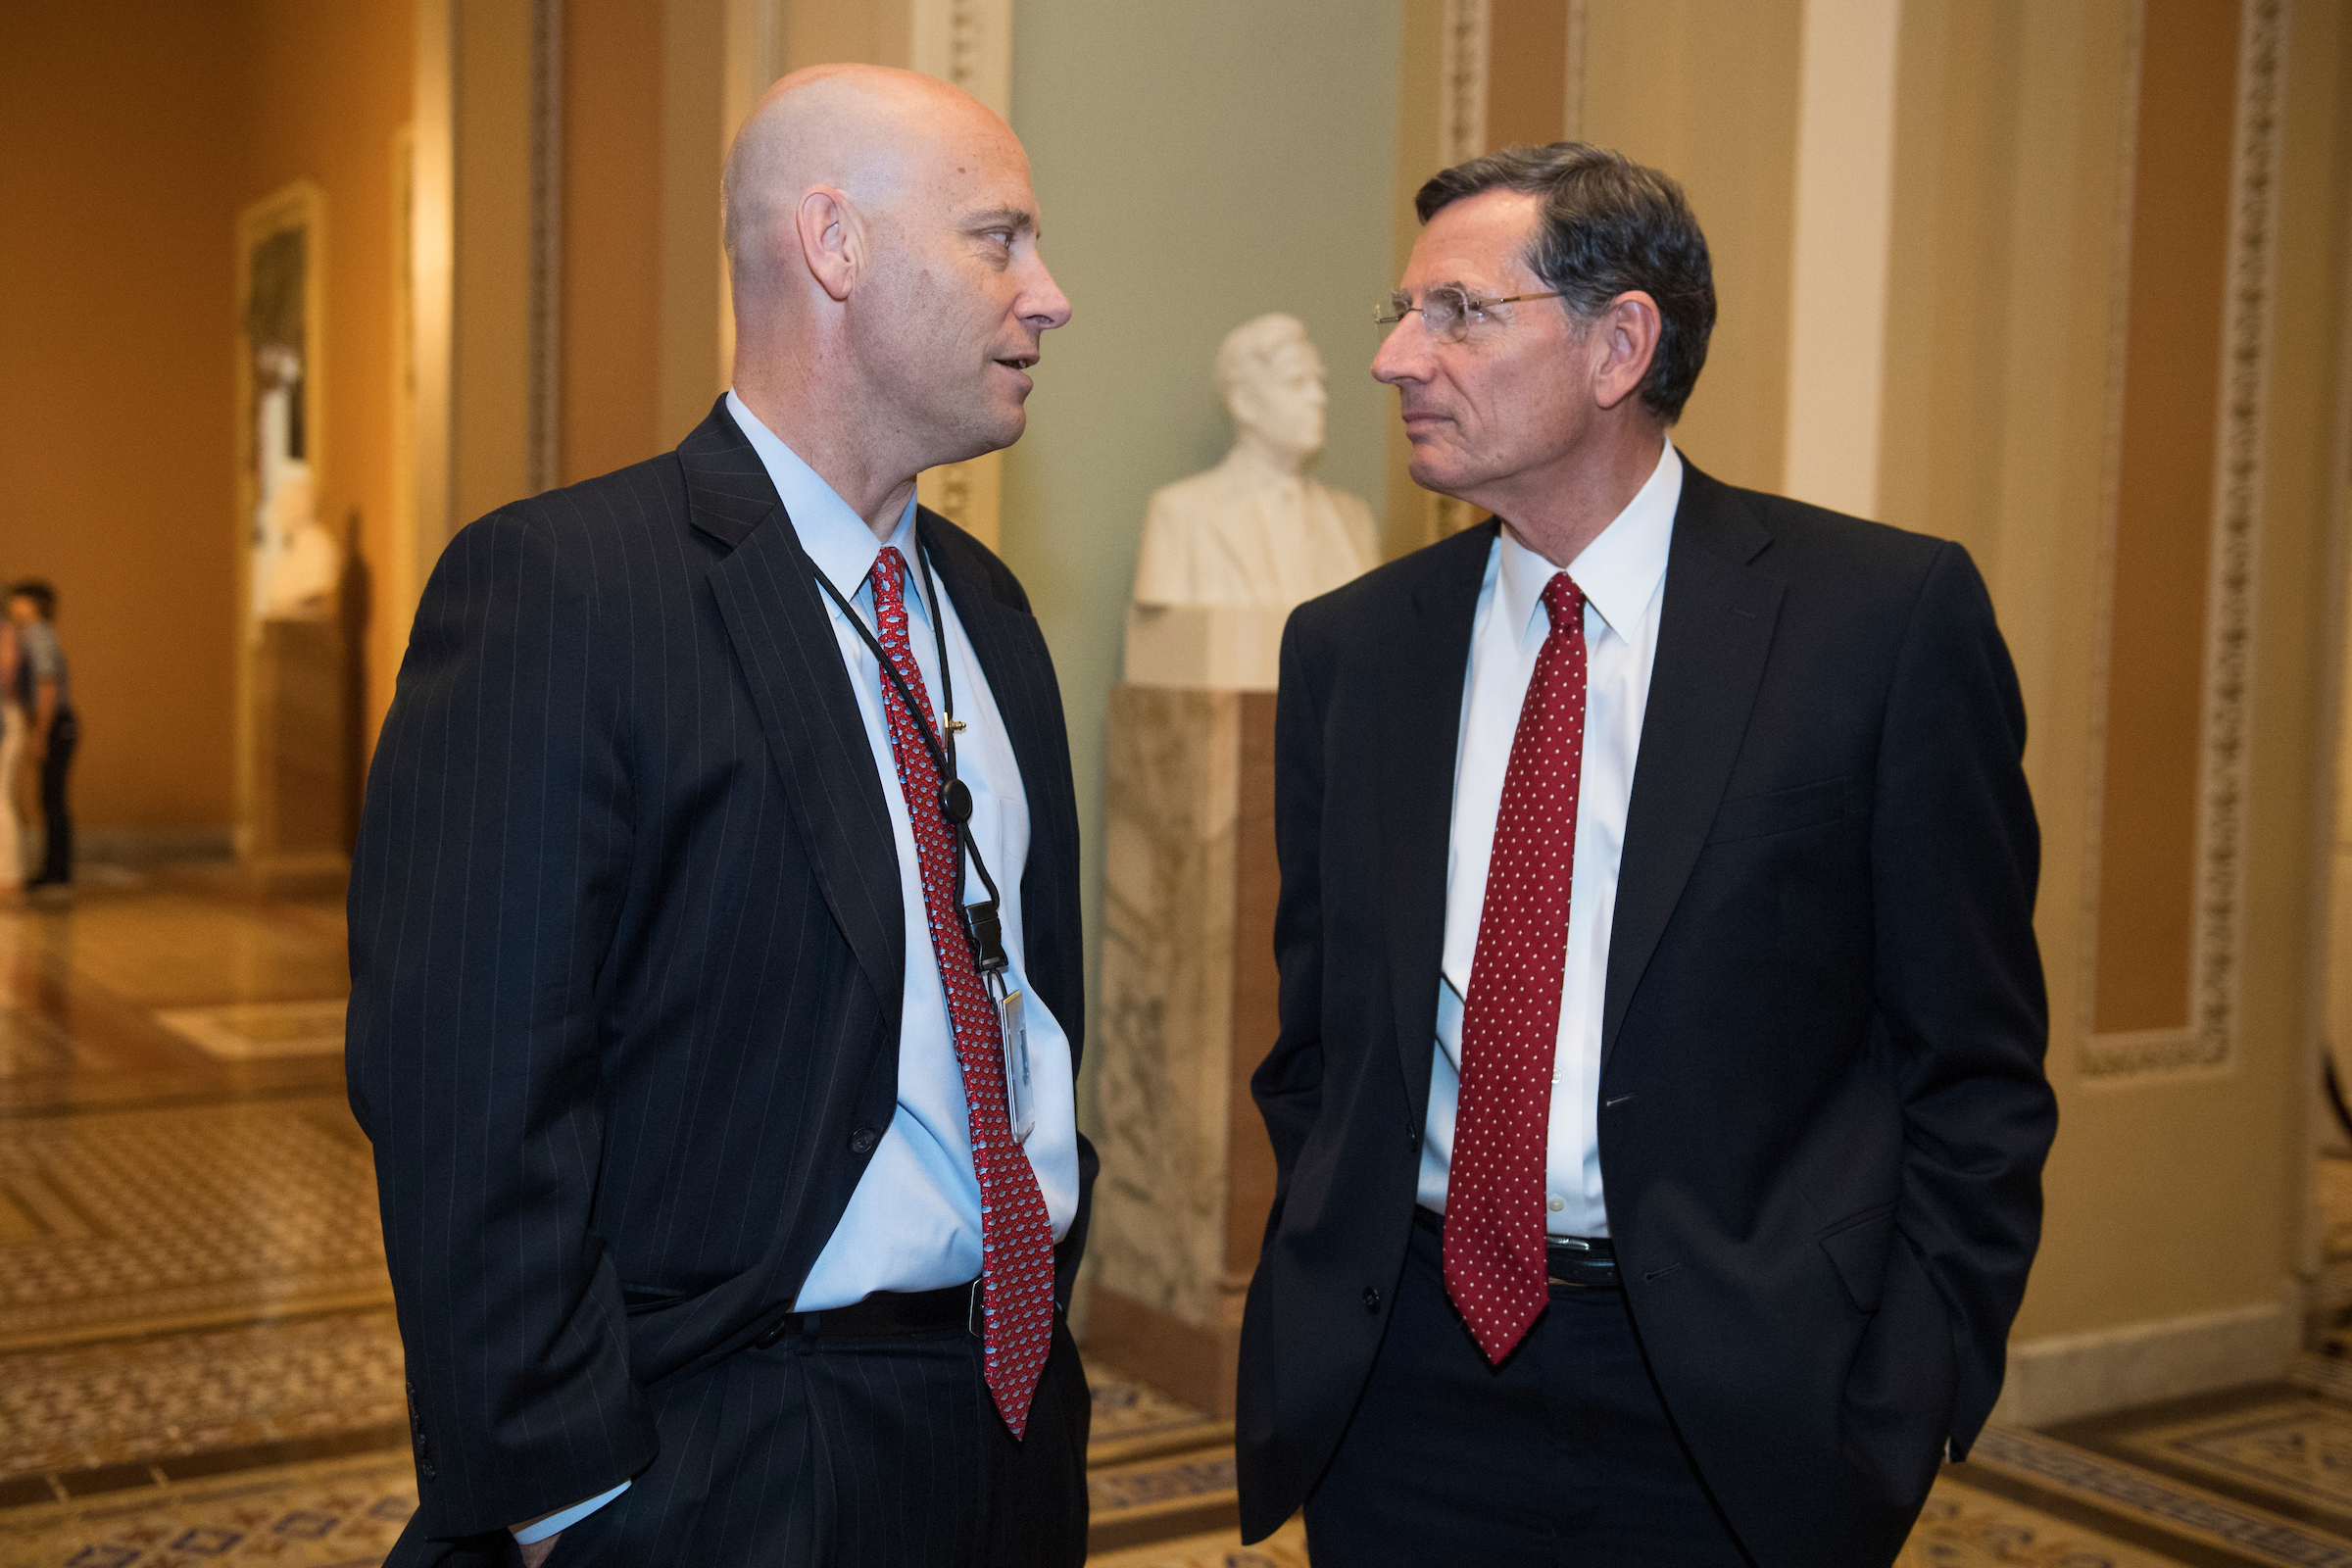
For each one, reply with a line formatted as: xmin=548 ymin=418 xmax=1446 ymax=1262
xmin=1494 ymin=439 xmax=1683 ymax=645
xmin=725 ymin=389 xmax=925 ymax=620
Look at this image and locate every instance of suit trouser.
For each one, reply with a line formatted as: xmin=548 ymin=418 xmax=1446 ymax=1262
xmin=34 ymin=710 xmax=73 ymax=884
xmin=392 ymin=1316 xmax=1090 ymax=1568
xmin=1303 ymin=1219 xmax=1753 ymax=1568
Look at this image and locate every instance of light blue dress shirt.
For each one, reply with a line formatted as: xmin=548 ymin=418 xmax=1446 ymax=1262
xmin=517 ymin=398 xmax=1079 ymax=1544
xmin=723 ymin=390 xmax=1078 ymax=1307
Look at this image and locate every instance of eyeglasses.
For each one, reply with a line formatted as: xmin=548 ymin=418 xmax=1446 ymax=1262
xmin=1375 ymin=285 xmax=1564 ymax=343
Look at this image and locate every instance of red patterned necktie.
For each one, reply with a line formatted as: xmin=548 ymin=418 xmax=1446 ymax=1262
xmin=866 ymin=546 xmax=1057 ymax=1435
xmin=1445 ymin=571 xmax=1589 ymax=1365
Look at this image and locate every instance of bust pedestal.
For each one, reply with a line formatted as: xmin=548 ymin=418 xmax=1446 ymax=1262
xmin=1088 ymin=683 xmax=1280 ymax=1416
xmin=1123 ymin=605 xmax=1289 ymax=694
xmin=242 ymin=615 xmax=351 ymax=897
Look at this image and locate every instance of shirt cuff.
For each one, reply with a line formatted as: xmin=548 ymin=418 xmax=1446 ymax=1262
xmin=513 ymin=1480 xmax=630 ymax=1544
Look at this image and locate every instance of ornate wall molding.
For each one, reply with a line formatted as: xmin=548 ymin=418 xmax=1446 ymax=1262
xmin=913 ymin=0 xmax=1011 ymax=119
xmin=528 ymin=0 xmax=563 ymax=497
xmin=2082 ymin=0 xmax=2286 ymax=1081
xmin=911 ymin=0 xmax=1014 ymax=548
xmin=903 ymin=0 xmax=1006 ymax=550
xmin=1563 ymin=0 xmax=1587 ymax=141
xmin=2073 ymin=1 xmax=2145 ymax=1076
xmin=1439 ymin=0 xmax=1489 ymax=168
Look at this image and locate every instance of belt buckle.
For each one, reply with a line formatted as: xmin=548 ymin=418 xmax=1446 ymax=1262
xmin=967 ymin=1280 xmax=986 ymax=1340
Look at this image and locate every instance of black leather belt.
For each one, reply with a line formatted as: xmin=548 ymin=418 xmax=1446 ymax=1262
xmin=1412 ymin=1204 xmax=1619 ymax=1291
xmin=753 ymin=1281 xmax=985 ymax=1348
xmin=752 ymin=1231 xmax=1085 ymax=1348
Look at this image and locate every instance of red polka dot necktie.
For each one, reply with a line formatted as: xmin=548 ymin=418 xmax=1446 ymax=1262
xmin=866 ymin=547 xmax=1057 ymax=1435
xmin=1445 ymin=571 xmax=1589 ymax=1365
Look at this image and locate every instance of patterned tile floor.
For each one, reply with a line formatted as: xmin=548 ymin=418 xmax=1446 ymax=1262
xmin=2109 ymin=1395 xmax=2352 ymax=1522
xmin=0 ymin=1310 xmax=405 ymax=1484
xmin=1 ymin=871 xmax=2350 ymax=1566
xmin=0 ymin=1101 xmax=388 ymax=1351
xmin=0 ymin=1451 xmax=416 ymax=1568
xmin=149 ymin=1004 xmax=346 ymax=1063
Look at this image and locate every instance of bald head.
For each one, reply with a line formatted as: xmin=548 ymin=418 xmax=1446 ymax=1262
xmin=723 ymin=65 xmax=1020 ymax=306
xmin=718 ymin=63 xmax=1070 ymax=530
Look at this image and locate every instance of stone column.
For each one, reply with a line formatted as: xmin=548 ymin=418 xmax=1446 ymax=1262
xmin=1087 ymin=684 xmax=1280 ymax=1416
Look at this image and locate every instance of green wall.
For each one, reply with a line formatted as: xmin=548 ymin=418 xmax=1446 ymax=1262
xmin=1004 ymin=0 xmax=1405 ymax=1105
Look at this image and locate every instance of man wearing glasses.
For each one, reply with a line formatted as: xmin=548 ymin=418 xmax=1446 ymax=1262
xmin=1236 ymin=143 xmax=2053 ymax=1565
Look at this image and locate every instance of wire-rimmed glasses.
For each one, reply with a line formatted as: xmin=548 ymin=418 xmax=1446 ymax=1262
xmin=1375 ymin=284 xmax=1564 ymax=343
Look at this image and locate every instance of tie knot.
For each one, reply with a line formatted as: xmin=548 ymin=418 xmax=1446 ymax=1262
xmin=1542 ymin=572 xmax=1586 ymax=627
xmin=868 ymin=546 xmax=908 ymax=610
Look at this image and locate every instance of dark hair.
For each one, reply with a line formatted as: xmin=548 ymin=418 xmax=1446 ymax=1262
xmin=8 ymin=580 xmax=56 ymax=620
xmin=1415 ymin=142 xmax=1716 ymax=423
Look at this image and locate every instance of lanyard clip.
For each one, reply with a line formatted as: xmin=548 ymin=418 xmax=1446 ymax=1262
xmin=960 ymin=899 xmax=1008 ymax=977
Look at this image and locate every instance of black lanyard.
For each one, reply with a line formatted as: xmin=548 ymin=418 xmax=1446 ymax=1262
xmin=814 ymin=547 xmax=1008 ymax=976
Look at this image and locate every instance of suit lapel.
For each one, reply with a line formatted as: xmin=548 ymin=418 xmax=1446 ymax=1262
xmin=916 ymin=512 xmax=1064 ymax=859
xmin=680 ymin=402 xmax=906 ymax=1027
xmin=1601 ymin=466 xmax=1782 ymax=1068
xmin=1380 ymin=523 xmax=1495 ymax=1124
xmin=915 ymin=513 xmax=1092 ymax=1065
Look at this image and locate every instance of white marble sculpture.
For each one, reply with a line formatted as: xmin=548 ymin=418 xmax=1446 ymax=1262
xmin=1127 ymin=315 xmax=1377 ymax=689
xmin=261 ymin=469 xmax=342 ymax=621
xmin=1133 ymin=314 xmax=1377 ymax=611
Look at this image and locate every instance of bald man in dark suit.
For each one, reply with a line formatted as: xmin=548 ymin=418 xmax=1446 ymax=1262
xmin=352 ymin=65 xmax=1094 ymax=1567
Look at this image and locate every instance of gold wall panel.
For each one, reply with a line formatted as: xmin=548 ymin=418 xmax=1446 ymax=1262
xmin=2090 ymin=0 xmax=2240 ymax=1041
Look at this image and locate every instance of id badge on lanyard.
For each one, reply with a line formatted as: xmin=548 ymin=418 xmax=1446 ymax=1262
xmin=988 ymin=968 xmax=1035 ymax=1146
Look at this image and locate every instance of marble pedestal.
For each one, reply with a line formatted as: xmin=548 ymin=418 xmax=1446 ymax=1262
xmin=1123 ymin=605 xmax=1289 ymax=692
xmin=1089 ymin=684 xmax=1279 ymax=1416
xmin=242 ymin=617 xmax=351 ymax=896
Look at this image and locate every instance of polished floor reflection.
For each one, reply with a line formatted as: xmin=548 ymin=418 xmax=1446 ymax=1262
xmin=2 ymin=865 xmax=2349 ymax=1566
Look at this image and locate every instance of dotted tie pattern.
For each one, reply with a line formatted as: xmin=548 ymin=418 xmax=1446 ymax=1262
xmin=866 ymin=547 xmax=1057 ymax=1436
xmin=1444 ymin=571 xmax=1590 ymax=1366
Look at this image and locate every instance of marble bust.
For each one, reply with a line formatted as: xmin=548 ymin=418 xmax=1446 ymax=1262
xmin=1132 ymin=314 xmax=1378 ymax=612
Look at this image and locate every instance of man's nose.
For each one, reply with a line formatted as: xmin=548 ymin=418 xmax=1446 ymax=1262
xmin=1371 ymin=318 xmax=1431 ymax=385
xmin=1021 ymin=253 xmax=1074 ymax=331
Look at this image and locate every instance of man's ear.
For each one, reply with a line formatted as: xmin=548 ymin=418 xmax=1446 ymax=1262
xmin=1591 ymin=290 xmax=1662 ymax=413
xmin=795 ymin=186 xmax=858 ymax=303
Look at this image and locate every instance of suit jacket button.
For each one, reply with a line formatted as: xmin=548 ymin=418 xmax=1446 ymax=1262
xmin=1362 ymin=1286 xmax=1381 ymax=1313
xmin=849 ymin=1126 xmax=880 ymax=1154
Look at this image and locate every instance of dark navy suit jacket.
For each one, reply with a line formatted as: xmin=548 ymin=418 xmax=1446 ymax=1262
xmin=347 ymin=400 xmax=1094 ymax=1553
xmin=1237 ymin=463 xmax=2054 ymax=1568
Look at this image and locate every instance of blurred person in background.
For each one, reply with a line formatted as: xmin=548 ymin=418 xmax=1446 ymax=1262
xmin=9 ymin=581 xmax=74 ymax=892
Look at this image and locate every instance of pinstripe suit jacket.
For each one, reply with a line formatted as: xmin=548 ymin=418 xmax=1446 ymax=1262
xmin=347 ymin=399 xmax=1094 ymax=1544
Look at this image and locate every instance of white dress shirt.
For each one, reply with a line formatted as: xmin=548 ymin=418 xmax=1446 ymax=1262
xmin=1417 ymin=441 xmax=1682 ymax=1240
